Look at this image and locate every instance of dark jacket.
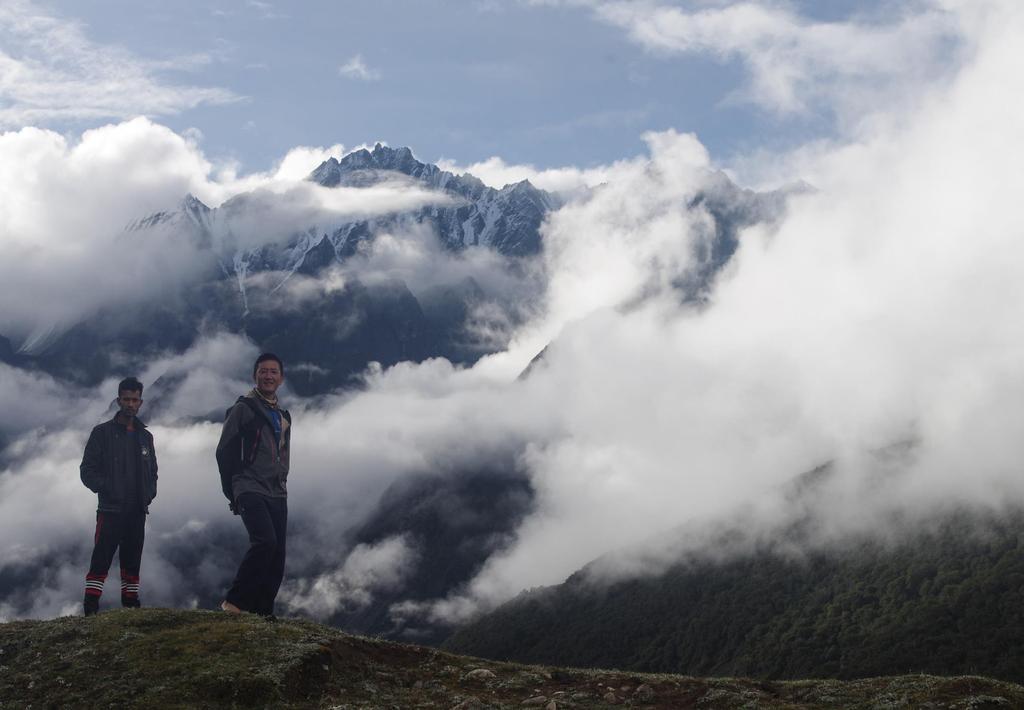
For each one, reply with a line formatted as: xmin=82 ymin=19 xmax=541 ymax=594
xmin=80 ymin=415 xmax=158 ymax=513
xmin=216 ymin=395 xmax=291 ymax=503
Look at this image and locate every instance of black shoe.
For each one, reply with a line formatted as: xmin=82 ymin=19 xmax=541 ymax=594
xmin=84 ymin=598 xmax=99 ymax=617
xmin=122 ymin=598 xmax=141 ymax=609
xmin=262 ymin=614 xmax=278 ymax=623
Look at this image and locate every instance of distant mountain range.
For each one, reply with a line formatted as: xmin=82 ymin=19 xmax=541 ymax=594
xmin=2 ymin=143 xmax=788 ymax=396
xmin=308 ymin=144 xmax=558 ymax=257
xmin=4 ymin=144 xmax=564 ymax=393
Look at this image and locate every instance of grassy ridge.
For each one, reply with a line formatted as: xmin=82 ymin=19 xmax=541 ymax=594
xmin=3 ymin=609 xmax=1024 ymax=708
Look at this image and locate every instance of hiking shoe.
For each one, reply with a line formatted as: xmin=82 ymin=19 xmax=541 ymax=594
xmin=84 ymin=600 xmax=99 ymax=617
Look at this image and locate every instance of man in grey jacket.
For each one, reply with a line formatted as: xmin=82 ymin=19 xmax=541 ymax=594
xmin=216 ymin=353 xmax=291 ymax=618
xmin=80 ymin=377 xmax=157 ymax=616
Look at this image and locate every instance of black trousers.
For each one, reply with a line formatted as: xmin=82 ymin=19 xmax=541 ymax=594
xmin=226 ymin=493 xmax=287 ymax=616
xmin=84 ymin=511 xmax=146 ymax=608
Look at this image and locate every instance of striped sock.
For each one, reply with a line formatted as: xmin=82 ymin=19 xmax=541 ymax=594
xmin=85 ymin=573 xmax=106 ymax=598
xmin=120 ymin=570 xmax=140 ymax=606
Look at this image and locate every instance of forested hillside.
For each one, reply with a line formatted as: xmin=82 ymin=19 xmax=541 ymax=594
xmin=445 ymin=509 xmax=1024 ymax=683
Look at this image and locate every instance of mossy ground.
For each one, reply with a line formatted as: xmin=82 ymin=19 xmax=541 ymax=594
xmin=1 ymin=608 xmax=1021 ymax=709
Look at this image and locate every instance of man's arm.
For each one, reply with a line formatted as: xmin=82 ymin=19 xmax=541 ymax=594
xmin=150 ymin=432 xmax=158 ymax=501
xmin=215 ymin=403 xmax=247 ymax=504
xmin=80 ymin=427 xmax=104 ymax=493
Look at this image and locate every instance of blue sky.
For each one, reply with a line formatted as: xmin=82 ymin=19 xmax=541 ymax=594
xmin=3 ymin=0 xmax=928 ymax=173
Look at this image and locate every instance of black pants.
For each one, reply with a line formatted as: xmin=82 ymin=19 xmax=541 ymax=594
xmin=84 ymin=511 xmax=146 ymax=609
xmin=226 ymin=493 xmax=287 ymax=616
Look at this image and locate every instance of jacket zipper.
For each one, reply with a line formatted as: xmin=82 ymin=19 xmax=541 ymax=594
xmin=250 ymin=428 xmax=262 ymax=464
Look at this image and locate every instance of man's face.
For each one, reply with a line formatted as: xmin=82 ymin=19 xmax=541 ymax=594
xmin=117 ymin=390 xmax=143 ymax=419
xmin=254 ymin=360 xmax=283 ymax=397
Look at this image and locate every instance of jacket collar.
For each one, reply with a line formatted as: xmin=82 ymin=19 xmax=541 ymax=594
xmin=240 ymin=394 xmax=283 ymax=428
xmin=110 ymin=413 xmax=147 ymax=429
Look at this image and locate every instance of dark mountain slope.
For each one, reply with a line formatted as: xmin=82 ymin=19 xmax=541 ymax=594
xmin=314 ymin=464 xmax=536 ymax=644
xmin=445 ymin=509 xmax=1024 ymax=684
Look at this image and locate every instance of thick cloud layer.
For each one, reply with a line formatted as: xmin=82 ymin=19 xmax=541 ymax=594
xmin=410 ymin=1 xmax=1024 ymax=621
xmin=435 ymin=155 xmax=617 ymax=196
xmin=2 ymin=2 xmax=1023 ymax=636
xmin=0 ymin=119 xmax=451 ymax=340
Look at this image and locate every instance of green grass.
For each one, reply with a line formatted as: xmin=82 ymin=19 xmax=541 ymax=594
xmin=2 ymin=608 xmax=1023 ymax=708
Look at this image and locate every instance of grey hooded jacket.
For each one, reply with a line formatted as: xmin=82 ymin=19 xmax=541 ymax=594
xmin=215 ymin=395 xmax=291 ymax=503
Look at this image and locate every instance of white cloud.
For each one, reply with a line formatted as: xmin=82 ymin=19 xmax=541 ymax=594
xmin=0 ymin=0 xmax=241 ymax=128
xmin=564 ymin=0 xmax=960 ymax=119
xmin=137 ymin=333 xmax=259 ymax=422
xmin=410 ymin=0 xmax=1024 ymax=620
xmin=437 ymin=154 xmax=617 ymax=196
xmin=474 ymin=0 xmax=505 ymax=13
xmin=437 ymin=129 xmax=708 ymax=198
xmin=0 ymin=119 xmax=215 ymax=337
xmin=204 ymin=178 xmax=457 ymax=256
xmin=335 ymin=220 xmax=542 ymax=301
xmin=477 ymin=128 xmax=713 ymax=364
xmin=338 ymin=54 xmax=382 ymax=81
xmin=271 ymin=144 xmax=347 ymax=181
xmin=246 ymin=0 xmax=288 ymax=21
xmin=0 ymin=119 xmax=453 ymax=339
xmin=281 ymin=536 xmax=419 ymax=617
xmin=0 ymin=366 xmax=105 ymax=443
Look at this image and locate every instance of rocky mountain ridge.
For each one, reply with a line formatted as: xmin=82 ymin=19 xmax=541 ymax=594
xmin=310 ymin=143 xmax=557 ymax=255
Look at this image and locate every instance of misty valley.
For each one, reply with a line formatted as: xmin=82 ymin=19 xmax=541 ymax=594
xmin=2 ymin=140 xmax=1023 ymax=698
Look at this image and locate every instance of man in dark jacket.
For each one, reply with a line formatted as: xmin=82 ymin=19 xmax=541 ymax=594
xmin=80 ymin=377 xmax=157 ymax=616
xmin=216 ymin=353 xmax=291 ymax=618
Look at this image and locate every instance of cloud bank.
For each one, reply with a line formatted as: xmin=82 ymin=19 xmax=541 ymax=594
xmin=0 ymin=118 xmax=452 ymax=340
xmin=412 ymin=0 xmax=1024 ymax=622
xmin=2 ymin=1 xmax=1023 ymax=639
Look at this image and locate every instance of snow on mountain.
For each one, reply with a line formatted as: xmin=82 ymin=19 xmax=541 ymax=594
xmin=125 ymin=192 xmax=215 ymax=250
xmin=127 ymin=144 xmax=559 ymax=308
xmin=307 ymin=143 xmax=558 ymax=256
xmin=9 ymin=145 xmax=795 ymax=393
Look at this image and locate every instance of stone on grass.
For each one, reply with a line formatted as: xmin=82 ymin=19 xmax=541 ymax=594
xmin=466 ymin=668 xmax=498 ymax=681
xmin=634 ymin=683 xmax=655 ymax=701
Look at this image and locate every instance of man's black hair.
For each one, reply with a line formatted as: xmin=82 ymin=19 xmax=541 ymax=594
xmin=253 ymin=353 xmax=285 ymax=378
xmin=118 ymin=377 xmax=144 ymax=396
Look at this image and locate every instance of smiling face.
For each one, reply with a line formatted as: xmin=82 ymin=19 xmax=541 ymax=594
xmin=117 ymin=389 xmax=143 ymax=419
xmin=254 ymin=358 xmax=284 ymax=398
